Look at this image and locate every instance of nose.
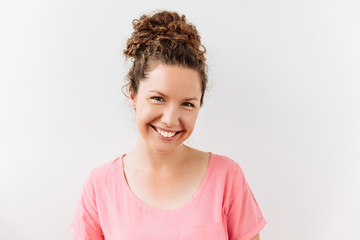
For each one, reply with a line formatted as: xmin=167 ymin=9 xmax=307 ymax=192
xmin=161 ymin=104 xmax=180 ymax=127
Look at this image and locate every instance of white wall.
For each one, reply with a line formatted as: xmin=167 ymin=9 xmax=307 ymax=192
xmin=1 ymin=0 xmax=359 ymax=239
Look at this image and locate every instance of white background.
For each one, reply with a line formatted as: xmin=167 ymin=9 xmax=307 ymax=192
xmin=1 ymin=0 xmax=359 ymax=239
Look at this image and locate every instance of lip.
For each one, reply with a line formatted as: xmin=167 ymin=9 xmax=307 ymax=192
xmin=149 ymin=124 xmax=183 ymax=140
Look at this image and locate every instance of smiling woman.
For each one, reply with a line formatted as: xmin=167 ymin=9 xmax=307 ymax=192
xmin=70 ymin=10 xmax=266 ymax=240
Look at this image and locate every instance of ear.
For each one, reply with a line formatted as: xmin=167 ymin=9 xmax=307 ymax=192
xmin=129 ymin=88 xmax=136 ymax=110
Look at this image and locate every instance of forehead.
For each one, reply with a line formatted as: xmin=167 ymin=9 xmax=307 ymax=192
xmin=139 ymin=64 xmax=202 ymax=97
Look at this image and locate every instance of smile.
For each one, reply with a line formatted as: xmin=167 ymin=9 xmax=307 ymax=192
xmin=150 ymin=125 xmax=182 ymax=138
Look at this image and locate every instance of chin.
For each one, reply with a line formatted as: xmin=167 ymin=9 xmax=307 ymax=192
xmin=149 ymin=143 xmax=182 ymax=154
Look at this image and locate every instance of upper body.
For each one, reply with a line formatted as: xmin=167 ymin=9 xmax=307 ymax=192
xmin=70 ymin=10 xmax=266 ymax=240
xmin=70 ymin=151 xmax=266 ymax=240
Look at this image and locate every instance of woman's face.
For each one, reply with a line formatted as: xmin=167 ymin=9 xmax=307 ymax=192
xmin=130 ymin=64 xmax=202 ymax=153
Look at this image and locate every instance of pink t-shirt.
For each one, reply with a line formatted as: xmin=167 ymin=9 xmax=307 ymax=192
xmin=70 ymin=153 xmax=266 ymax=240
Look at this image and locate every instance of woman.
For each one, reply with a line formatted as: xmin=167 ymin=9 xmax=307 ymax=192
xmin=70 ymin=10 xmax=266 ymax=240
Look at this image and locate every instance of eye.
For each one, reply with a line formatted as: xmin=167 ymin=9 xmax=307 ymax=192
xmin=151 ymin=96 xmax=164 ymax=102
xmin=182 ymin=102 xmax=195 ymax=108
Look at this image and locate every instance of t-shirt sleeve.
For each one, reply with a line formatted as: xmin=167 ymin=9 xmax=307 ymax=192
xmin=226 ymin=163 xmax=266 ymax=240
xmin=70 ymin=169 xmax=104 ymax=240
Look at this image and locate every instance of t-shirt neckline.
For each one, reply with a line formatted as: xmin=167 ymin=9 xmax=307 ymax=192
xmin=119 ymin=152 xmax=214 ymax=213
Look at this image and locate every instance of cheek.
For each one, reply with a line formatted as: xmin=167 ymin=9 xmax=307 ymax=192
xmin=135 ymin=104 xmax=157 ymax=124
xmin=182 ymin=112 xmax=199 ymax=129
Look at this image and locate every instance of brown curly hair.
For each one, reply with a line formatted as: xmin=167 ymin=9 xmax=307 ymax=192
xmin=123 ymin=10 xmax=207 ymax=106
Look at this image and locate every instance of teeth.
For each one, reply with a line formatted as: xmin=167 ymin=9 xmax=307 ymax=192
xmin=156 ymin=128 xmax=176 ymax=138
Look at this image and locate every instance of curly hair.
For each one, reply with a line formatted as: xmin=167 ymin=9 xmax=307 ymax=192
xmin=123 ymin=10 xmax=207 ymax=106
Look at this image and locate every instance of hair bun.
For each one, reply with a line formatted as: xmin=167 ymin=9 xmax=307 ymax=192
xmin=124 ymin=11 xmax=205 ymax=60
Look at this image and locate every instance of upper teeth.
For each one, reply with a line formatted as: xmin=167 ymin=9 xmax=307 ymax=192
xmin=156 ymin=128 xmax=176 ymax=138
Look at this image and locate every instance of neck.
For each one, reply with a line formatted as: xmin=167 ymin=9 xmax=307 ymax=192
xmin=128 ymin=139 xmax=190 ymax=172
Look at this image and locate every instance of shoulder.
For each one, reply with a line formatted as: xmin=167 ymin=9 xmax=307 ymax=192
xmin=186 ymin=147 xmax=243 ymax=176
xmin=210 ymin=153 xmax=245 ymax=178
xmin=208 ymin=153 xmax=249 ymax=203
xmin=88 ymin=155 xmax=124 ymax=184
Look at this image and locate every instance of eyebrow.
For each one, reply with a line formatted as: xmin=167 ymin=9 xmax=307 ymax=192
xmin=149 ymin=90 xmax=199 ymax=102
